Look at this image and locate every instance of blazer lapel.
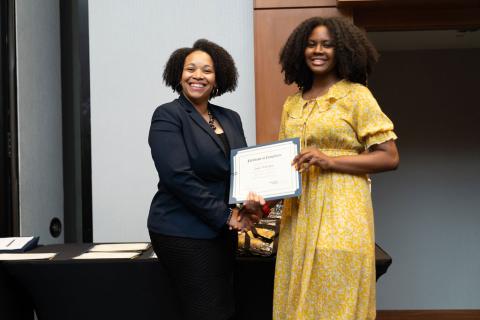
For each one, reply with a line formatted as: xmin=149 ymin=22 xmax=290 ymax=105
xmin=177 ymin=95 xmax=226 ymax=155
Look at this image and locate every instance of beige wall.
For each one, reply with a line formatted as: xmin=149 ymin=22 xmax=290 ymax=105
xmin=369 ymin=48 xmax=480 ymax=309
xmin=88 ymin=0 xmax=255 ymax=242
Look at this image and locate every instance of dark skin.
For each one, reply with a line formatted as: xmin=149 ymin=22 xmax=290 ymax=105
xmin=240 ymin=25 xmax=399 ymax=215
xmin=237 ymin=192 xmax=266 ymax=223
xmin=179 ymin=51 xmax=258 ymax=232
xmin=293 ymin=141 xmax=399 ymax=174
xmin=293 ymin=25 xmax=399 ymax=174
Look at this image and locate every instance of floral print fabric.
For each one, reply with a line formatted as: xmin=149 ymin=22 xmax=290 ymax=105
xmin=273 ymin=80 xmax=397 ymax=320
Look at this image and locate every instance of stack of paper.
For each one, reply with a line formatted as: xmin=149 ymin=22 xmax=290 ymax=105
xmin=74 ymin=252 xmax=140 ymax=260
xmin=89 ymin=243 xmax=150 ymax=252
xmin=0 ymin=253 xmax=57 ymax=261
xmin=73 ymin=242 xmax=151 ymax=260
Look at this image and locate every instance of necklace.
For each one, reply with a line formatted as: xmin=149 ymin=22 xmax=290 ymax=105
xmin=207 ymin=109 xmax=217 ymax=131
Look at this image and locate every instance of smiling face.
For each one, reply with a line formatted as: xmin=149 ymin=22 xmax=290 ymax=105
xmin=180 ymin=50 xmax=216 ymax=106
xmin=304 ymin=25 xmax=336 ymax=77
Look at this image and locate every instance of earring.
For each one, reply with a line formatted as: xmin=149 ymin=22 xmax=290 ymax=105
xmin=211 ymin=86 xmax=219 ymax=98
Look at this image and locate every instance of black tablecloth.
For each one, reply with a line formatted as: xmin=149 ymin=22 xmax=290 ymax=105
xmin=0 ymin=243 xmax=391 ymax=320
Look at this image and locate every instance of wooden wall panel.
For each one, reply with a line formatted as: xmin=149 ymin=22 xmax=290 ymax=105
xmin=255 ymin=0 xmax=337 ymax=9
xmin=338 ymin=0 xmax=480 ymax=9
xmin=254 ymin=8 xmax=351 ymax=143
xmin=253 ymin=1 xmax=480 ymax=143
xmin=354 ymin=7 xmax=480 ymax=31
xmin=337 ymin=0 xmax=382 ymax=7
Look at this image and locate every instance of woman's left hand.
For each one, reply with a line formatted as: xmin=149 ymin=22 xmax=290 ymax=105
xmin=292 ymin=147 xmax=333 ymax=172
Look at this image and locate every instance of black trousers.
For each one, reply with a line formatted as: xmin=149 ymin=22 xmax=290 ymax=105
xmin=149 ymin=229 xmax=237 ymax=320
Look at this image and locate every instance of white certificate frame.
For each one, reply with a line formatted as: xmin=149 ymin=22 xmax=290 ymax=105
xmin=229 ymin=138 xmax=301 ymax=204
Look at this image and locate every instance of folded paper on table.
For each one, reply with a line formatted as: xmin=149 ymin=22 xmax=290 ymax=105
xmin=74 ymin=252 xmax=141 ymax=260
xmin=88 ymin=243 xmax=151 ymax=252
xmin=0 ymin=253 xmax=56 ymax=261
xmin=0 ymin=236 xmax=39 ymax=253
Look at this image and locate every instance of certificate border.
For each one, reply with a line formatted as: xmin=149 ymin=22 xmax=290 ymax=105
xmin=229 ymin=138 xmax=301 ymax=204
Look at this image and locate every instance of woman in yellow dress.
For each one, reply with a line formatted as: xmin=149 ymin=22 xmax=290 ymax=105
xmin=273 ymin=17 xmax=399 ymax=319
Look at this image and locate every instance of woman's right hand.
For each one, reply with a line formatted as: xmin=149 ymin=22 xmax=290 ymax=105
xmin=238 ymin=192 xmax=266 ymax=223
xmin=228 ymin=208 xmax=254 ymax=232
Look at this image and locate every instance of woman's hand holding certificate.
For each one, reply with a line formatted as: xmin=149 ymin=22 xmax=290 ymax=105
xmin=229 ymin=138 xmax=301 ymax=204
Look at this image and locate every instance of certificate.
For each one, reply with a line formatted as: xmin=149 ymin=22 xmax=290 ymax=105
xmin=229 ymin=138 xmax=301 ymax=204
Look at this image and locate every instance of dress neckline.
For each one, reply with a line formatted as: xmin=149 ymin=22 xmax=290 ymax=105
xmin=299 ymin=79 xmax=347 ymax=102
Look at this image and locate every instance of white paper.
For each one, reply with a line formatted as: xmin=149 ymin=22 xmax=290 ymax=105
xmin=89 ymin=243 xmax=150 ymax=252
xmin=0 ymin=253 xmax=56 ymax=261
xmin=0 ymin=237 xmax=35 ymax=251
xmin=230 ymin=138 xmax=301 ymax=203
xmin=74 ymin=252 xmax=140 ymax=259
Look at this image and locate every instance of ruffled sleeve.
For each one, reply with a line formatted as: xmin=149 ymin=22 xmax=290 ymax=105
xmin=351 ymin=85 xmax=397 ymax=149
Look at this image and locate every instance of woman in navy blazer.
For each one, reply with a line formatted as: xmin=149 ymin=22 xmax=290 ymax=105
xmin=148 ymin=39 xmax=256 ymax=320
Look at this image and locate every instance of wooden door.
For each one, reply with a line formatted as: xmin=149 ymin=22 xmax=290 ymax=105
xmin=254 ymin=2 xmax=351 ymax=143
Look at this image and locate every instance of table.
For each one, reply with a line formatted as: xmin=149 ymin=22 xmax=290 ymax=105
xmin=1 ymin=243 xmax=391 ymax=320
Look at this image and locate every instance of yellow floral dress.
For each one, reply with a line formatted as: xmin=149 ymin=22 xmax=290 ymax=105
xmin=273 ymin=80 xmax=397 ymax=320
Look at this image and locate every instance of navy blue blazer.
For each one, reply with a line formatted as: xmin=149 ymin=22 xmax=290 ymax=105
xmin=147 ymin=94 xmax=247 ymax=239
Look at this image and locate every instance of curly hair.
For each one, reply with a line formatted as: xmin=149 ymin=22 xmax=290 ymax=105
xmin=163 ymin=39 xmax=238 ymax=98
xmin=279 ymin=17 xmax=379 ymax=90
